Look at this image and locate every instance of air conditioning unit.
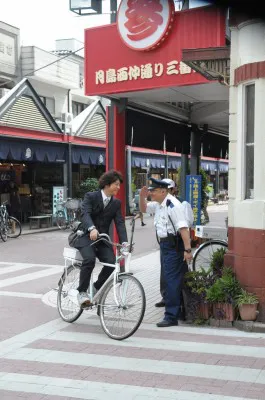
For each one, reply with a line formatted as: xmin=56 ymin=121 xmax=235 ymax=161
xmin=61 ymin=112 xmax=73 ymax=125
xmin=0 ymin=88 xmax=10 ymax=99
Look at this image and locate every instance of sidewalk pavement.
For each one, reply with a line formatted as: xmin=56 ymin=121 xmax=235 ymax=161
xmin=2 ymin=248 xmax=265 ymax=399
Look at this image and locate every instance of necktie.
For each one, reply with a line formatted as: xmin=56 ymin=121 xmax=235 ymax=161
xmin=104 ymin=197 xmax=110 ymax=208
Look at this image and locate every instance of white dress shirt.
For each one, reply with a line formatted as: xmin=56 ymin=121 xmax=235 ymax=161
xmin=146 ymin=193 xmax=188 ymax=238
xmin=101 ymin=190 xmax=111 ymax=207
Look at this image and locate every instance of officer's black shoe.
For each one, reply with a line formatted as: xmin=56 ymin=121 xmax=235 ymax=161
xmin=155 ymin=300 xmax=165 ymax=307
xmin=156 ymin=319 xmax=178 ymax=328
xmin=141 ymin=222 xmax=146 ymax=226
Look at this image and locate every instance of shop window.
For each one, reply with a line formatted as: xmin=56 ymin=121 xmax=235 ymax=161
xmin=39 ymin=96 xmax=55 ymax=116
xmin=72 ymin=101 xmax=87 ymax=117
xmin=244 ymin=84 xmax=255 ymax=199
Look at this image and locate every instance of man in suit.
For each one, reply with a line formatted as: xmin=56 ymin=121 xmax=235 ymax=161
xmin=74 ymin=170 xmax=128 ymax=308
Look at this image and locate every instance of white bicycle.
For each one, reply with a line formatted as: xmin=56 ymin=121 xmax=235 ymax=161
xmin=57 ymin=215 xmax=146 ymax=340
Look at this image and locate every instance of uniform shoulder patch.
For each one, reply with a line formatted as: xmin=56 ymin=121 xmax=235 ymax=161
xmin=166 ymin=199 xmax=174 ymax=208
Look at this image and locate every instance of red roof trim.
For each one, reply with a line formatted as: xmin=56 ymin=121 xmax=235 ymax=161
xmin=234 ymin=61 xmax=265 ymax=85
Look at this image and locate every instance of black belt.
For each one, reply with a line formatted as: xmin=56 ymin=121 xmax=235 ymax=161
xmin=159 ymin=236 xmax=176 ymax=243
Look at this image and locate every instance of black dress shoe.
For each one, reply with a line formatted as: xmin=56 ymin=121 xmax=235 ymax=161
xmin=156 ymin=319 xmax=178 ymax=328
xmin=155 ymin=300 xmax=165 ymax=307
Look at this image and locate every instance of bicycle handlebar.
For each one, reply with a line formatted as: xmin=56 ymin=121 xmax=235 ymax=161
xmin=90 ymin=233 xmax=123 ymax=248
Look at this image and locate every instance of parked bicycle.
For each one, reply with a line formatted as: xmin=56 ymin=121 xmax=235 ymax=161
xmin=55 ymin=198 xmax=81 ymax=230
xmin=57 ymin=214 xmax=146 ymax=340
xmin=0 ymin=201 xmax=22 ymax=242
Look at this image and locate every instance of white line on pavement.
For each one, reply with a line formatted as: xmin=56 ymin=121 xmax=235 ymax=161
xmin=0 ymin=318 xmax=66 ymax=357
xmin=45 ymin=329 xmax=265 ymax=359
xmin=0 ymin=291 xmax=42 ymax=299
xmin=0 ymin=267 xmax=62 ymax=288
xmin=0 ymin=373 xmax=253 ymax=400
xmin=3 ymin=347 xmax=265 ymax=384
xmin=0 ymin=262 xmax=62 ymax=268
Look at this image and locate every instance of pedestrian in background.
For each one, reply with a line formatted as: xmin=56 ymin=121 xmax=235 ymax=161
xmin=140 ymin=178 xmax=192 ymax=327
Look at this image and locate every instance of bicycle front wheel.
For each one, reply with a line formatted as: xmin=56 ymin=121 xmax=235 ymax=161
xmin=99 ymin=274 xmax=146 ymax=340
xmin=7 ymin=217 xmax=22 ymax=238
xmin=57 ymin=265 xmax=83 ymax=323
xmin=192 ymin=240 xmax=228 ymax=271
xmin=56 ymin=211 xmax=67 ymax=230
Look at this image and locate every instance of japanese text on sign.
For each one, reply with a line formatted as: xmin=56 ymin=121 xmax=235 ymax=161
xmin=185 ymin=175 xmax=202 ymax=226
xmin=95 ymin=60 xmax=195 ymax=85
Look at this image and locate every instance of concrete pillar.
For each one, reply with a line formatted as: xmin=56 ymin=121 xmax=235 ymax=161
xmin=226 ymin=19 xmax=265 ymax=321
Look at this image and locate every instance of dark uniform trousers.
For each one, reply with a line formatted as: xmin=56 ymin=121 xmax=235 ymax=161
xmin=77 ymin=241 xmax=115 ymax=293
xmin=160 ymin=240 xmax=188 ymax=321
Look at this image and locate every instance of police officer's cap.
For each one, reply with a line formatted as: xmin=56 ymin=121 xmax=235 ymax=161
xmin=148 ymin=178 xmax=170 ymax=191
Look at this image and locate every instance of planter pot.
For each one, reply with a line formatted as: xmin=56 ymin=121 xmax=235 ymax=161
xmin=213 ymin=303 xmax=235 ymax=322
xmin=199 ymin=302 xmax=212 ymax=320
xmin=238 ymin=304 xmax=258 ymax=321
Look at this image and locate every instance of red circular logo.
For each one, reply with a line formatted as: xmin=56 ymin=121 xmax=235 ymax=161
xmin=117 ymin=0 xmax=175 ymax=52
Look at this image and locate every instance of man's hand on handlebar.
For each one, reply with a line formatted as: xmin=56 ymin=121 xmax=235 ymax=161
xmin=89 ymin=228 xmax=99 ymax=241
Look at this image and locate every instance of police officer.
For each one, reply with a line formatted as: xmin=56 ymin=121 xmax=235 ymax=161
xmin=140 ymin=178 xmax=192 ymax=327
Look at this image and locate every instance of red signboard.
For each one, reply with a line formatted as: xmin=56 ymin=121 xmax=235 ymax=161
xmin=85 ymin=6 xmax=226 ymax=96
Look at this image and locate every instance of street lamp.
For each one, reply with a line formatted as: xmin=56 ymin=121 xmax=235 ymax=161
xmin=69 ymin=0 xmax=102 ymax=16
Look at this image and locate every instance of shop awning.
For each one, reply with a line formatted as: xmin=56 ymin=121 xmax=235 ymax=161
xmin=0 ymin=139 xmax=66 ymax=162
xmin=219 ymin=162 xmax=229 ymax=173
xmin=201 ymin=160 xmax=217 ymax=172
xmin=72 ymin=146 xmax=105 ymax=165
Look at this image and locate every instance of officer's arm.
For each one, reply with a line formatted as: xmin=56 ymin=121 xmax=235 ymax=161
xmin=139 ymin=187 xmax=148 ymax=213
xmin=179 ymin=228 xmax=191 ymax=250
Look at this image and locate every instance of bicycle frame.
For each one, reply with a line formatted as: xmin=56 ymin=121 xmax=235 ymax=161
xmin=63 ymin=214 xmax=139 ymax=307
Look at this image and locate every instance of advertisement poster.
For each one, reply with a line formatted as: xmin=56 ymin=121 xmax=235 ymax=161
xmin=186 ymin=175 xmax=202 ymax=226
xmin=53 ymin=186 xmax=65 ymax=215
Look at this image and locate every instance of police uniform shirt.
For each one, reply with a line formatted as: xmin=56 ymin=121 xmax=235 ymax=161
xmin=146 ymin=193 xmax=188 ymax=239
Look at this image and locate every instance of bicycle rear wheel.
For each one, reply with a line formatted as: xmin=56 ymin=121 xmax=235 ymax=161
xmin=57 ymin=265 xmax=83 ymax=323
xmin=192 ymin=240 xmax=228 ymax=271
xmin=56 ymin=211 xmax=67 ymax=230
xmin=99 ymin=274 xmax=146 ymax=340
xmin=7 ymin=217 xmax=22 ymax=238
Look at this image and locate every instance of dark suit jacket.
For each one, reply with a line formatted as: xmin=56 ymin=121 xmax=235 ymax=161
xmin=75 ymin=190 xmax=128 ymax=248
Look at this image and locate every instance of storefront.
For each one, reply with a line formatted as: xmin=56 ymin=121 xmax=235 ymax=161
xmin=0 ymin=138 xmax=66 ymax=221
xmin=84 ymin=2 xmax=229 ymax=212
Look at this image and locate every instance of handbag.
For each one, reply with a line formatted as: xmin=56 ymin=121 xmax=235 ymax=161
xmin=68 ymin=221 xmax=84 ymax=247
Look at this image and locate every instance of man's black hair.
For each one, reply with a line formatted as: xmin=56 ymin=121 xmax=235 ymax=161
xmin=98 ymin=169 xmax=123 ymax=189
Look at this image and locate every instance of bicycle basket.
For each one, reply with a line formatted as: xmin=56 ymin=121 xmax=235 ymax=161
xmin=65 ymin=198 xmax=81 ymax=210
xmin=56 ymin=201 xmax=65 ymax=212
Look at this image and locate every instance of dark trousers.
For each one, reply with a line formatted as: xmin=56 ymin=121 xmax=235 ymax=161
xmin=77 ymin=242 xmax=115 ymax=293
xmin=160 ymin=241 xmax=188 ymax=321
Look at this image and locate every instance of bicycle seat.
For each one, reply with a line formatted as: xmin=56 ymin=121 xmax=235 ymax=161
xmin=63 ymin=247 xmax=83 ymax=262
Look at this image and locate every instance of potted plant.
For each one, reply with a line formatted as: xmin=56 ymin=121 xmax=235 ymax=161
xmin=206 ymin=267 xmax=241 ymax=321
xmin=184 ymin=268 xmax=213 ymax=321
xmin=236 ymin=289 xmax=259 ymax=321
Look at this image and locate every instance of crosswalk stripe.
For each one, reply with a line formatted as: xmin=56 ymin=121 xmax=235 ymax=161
xmin=3 ymin=347 xmax=265 ymax=384
xmin=46 ymin=328 xmax=265 ymax=359
xmin=0 ymin=373 xmax=254 ymax=400
xmin=0 ymin=291 xmax=42 ymax=299
xmin=0 ymin=267 xmax=62 ymax=288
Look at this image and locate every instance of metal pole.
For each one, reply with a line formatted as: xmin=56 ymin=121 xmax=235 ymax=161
xmin=110 ymin=0 xmax=117 ymax=23
xmin=127 ymin=146 xmax=133 ymax=214
xmin=181 ymin=154 xmax=188 ymax=200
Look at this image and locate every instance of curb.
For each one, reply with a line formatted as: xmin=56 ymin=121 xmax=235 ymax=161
xmin=21 ymin=227 xmax=60 ymax=235
xmin=233 ymin=320 xmax=265 ymax=333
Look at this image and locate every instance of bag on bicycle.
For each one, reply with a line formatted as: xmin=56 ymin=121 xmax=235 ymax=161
xmin=68 ymin=221 xmax=84 ymax=247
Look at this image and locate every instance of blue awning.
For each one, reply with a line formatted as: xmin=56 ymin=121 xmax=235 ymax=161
xmin=219 ymin=162 xmax=229 ymax=172
xmin=0 ymin=139 xmax=66 ymax=162
xmin=201 ymin=160 xmax=217 ymax=172
xmin=168 ymin=157 xmax=181 ymax=169
xmin=131 ymin=154 xmax=166 ymax=169
xmin=72 ymin=146 xmax=105 ymax=165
